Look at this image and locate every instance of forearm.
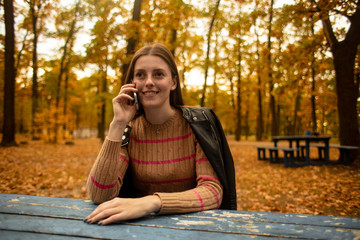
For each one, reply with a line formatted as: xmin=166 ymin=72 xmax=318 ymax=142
xmin=87 ymin=138 xmax=129 ymax=204
xmin=155 ymin=180 xmax=223 ymax=215
xmin=107 ymin=120 xmax=128 ymax=142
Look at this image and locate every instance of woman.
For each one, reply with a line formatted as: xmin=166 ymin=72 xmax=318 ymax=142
xmin=84 ymin=43 xmax=235 ymax=226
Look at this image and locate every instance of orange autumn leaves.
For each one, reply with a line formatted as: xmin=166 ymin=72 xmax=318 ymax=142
xmin=0 ymin=137 xmax=359 ymax=217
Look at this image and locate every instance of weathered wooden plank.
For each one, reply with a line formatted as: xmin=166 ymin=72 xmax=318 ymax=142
xmin=0 ymin=213 xmax=273 ymax=240
xmin=0 ymin=194 xmax=94 ymax=219
xmin=131 ymin=212 xmax=360 ymax=240
xmin=193 ymin=210 xmax=360 ymax=229
xmin=0 ymin=230 xmax=93 ymax=240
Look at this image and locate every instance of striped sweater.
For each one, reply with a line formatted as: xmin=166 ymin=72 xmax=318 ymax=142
xmin=87 ymin=109 xmax=223 ymax=214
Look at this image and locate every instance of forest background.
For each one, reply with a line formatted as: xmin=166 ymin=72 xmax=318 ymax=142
xmin=1 ymin=0 xmax=359 ymax=146
xmin=1 ymin=0 xmax=360 ymax=218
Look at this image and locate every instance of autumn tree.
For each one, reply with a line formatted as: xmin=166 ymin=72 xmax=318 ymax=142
xmin=53 ymin=0 xmax=82 ymax=142
xmin=85 ymin=0 xmax=123 ymax=141
xmin=121 ymin=0 xmax=142 ymax=85
xmin=1 ymin=0 xmax=17 ymax=146
xmin=140 ymin=0 xmax=200 ymax=95
xmin=251 ymin=4 xmax=265 ymax=140
xmin=28 ymin=0 xmax=41 ymax=139
xmin=290 ymin=0 xmax=359 ymax=147
xmin=11 ymin=3 xmax=33 ymax=135
xmin=26 ymin=0 xmax=53 ymax=139
xmin=316 ymin=0 xmax=360 ymax=147
xmin=200 ymin=0 xmax=221 ymax=107
xmin=266 ymin=0 xmax=279 ymax=137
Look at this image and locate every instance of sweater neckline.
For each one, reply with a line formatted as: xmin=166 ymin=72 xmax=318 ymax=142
xmin=142 ymin=109 xmax=181 ymax=131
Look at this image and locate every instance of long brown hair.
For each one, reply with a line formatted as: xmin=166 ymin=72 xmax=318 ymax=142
xmin=124 ymin=43 xmax=184 ymax=109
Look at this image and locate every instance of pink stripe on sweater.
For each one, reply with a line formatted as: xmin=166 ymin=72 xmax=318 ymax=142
xmin=203 ymin=184 xmax=220 ymax=209
xmin=130 ymin=131 xmax=193 ymax=143
xmin=193 ymin=190 xmax=204 ymax=211
xmin=137 ymin=176 xmax=194 ymax=185
xmin=132 ymin=154 xmax=195 ymax=165
xmin=119 ymin=156 xmax=129 ymax=164
xmin=197 ymin=176 xmax=220 ymax=182
xmin=196 ymin=158 xmax=208 ymax=163
xmin=90 ymin=174 xmax=117 ymax=189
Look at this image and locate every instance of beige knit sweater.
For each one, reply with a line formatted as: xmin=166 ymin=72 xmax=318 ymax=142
xmin=87 ymin=109 xmax=223 ymax=214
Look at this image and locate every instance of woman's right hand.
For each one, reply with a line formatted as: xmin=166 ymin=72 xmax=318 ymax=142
xmin=112 ymin=84 xmax=138 ymax=124
xmin=107 ymin=84 xmax=138 ymax=141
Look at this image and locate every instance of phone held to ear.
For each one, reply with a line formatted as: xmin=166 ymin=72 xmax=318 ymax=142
xmin=133 ymin=92 xmax=139 ymax=110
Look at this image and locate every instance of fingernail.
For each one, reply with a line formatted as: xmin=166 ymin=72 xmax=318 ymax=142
xmin=84 ymin=219 xmax=92 ymax=224
xmin=98 ymin=221 xmax=103 ymax=226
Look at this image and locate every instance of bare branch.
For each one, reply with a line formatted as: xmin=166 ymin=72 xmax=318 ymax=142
xmin=321 ymin=16 xmax=338 ymax=48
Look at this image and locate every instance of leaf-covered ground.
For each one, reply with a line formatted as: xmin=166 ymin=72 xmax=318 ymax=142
xmin=1 ymin=136 xmax=359 ymax=217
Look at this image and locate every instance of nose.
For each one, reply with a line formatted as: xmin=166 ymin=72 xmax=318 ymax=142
xmin=145 ymin=74 xmax=154 ymax=87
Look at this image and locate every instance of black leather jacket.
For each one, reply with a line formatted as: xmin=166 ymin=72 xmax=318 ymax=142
xmin=181 ymin=107 xmax=237 ymax=210
xmin=119 ymin=107 xmax=237 ymax=210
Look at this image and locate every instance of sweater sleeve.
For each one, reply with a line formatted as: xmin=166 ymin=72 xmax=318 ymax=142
xmin=86 ymin=137 xmax=130 ymax=204
xmin=154 ymin=141 xmax=223 ymax=214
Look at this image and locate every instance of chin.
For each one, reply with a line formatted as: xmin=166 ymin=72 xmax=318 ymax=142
xmin=142 ymin=102 xmax=169 ymax=110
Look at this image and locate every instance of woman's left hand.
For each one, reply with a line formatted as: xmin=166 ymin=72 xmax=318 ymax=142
xmin=84 ymin=195 xmax=161 ymax=225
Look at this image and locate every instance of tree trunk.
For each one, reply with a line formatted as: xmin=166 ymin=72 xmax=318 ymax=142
xmin=267 ymin=0 xmax=278 ymax=137
xmin=200 ymin=0 xmax=221 ymax=107
xmin=30 ymin=0 xmax=41 ymax=140
xmin=245 ymin=90 xmax=250 ymax=140
xmin=292 ymin=93 xmax=301 ymax=135
xmin=54 ymin=1 xmax=80 ymax=142
xmin=235 ymin=39 xmax=242 ymax=141
xmin=2 ymin=0 xmax=17 ymax=146
xmin=229 ymin=76 xmax=236 ymax=110
xmin=333 ymin=44 xmax=359 ymax=146
xmin=97 ymin=59 xmax=108 ymax=141
xmin=15 ymin=30 xmax=28 ymax=77
xmin=310 ymin=60 xmax=317 ymax=133
xmin=212 ymin=31 xmax=220 ymax=110
xmin=310 ymin=21 xmax=317 ymax=133
xmin=254 ymin=20 xmax=263 ymax=141
xmin=321 ymin=5 xmax=360 ymax=147
xmin=121 ymin=0 xmax=143 ymax=85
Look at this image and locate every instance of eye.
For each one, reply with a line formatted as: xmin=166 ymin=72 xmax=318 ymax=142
xmin=134 ymin=71 xmax=144 ymax=79
xmin=154 ymin=71 xmax=165 ymax=78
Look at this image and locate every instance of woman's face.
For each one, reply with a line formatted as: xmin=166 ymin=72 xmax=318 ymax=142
xmin=133 ymin=55 xmax=176 ymax=111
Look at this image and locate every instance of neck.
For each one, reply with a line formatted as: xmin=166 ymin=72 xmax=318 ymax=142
xmin=144 ymin=105 xmax=176 ymax=125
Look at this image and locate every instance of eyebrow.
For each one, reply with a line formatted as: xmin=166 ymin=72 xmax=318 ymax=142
xmin=134 ymin=68 xmax=167 ymax=72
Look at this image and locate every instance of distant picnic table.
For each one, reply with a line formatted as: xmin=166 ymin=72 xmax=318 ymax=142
xmin=256 ymin=135 xmax=359 ymax=167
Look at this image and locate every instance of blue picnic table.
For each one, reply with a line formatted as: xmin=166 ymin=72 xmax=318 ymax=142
xmin=272 ymin=135 xmax=331 ymax=165
xmin=0 ymin=193 xmax=359 ymax=239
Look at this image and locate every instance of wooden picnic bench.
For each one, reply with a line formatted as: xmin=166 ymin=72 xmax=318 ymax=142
xmin=1 ymin=193 xmax=360 ymax=239
xmin=256 ymin=146 xmax=301 ymax=167
xmin=257 ymin=136 xmax=334 ymax=167
xmin=300 ymin=144 xmax=359 ymax=165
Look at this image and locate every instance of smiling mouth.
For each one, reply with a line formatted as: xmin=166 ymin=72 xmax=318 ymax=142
xmin=143 ymin=91 xmax=159 ymax=96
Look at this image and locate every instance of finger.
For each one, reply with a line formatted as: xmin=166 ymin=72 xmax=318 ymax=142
xmin=87 ymin=198 xmax=127 ymax=223
xmin=119 ymin=84 xmax=137 ymax=95
xmin=112 ymin=93 xmax=133 ymax=103
xmin=86 ymin=199 xmax=116 ymax=221
xmin=99 ymin=212 xmax=129 ymax=225
xmin=91 ymin=207 xmax=124 ymax=224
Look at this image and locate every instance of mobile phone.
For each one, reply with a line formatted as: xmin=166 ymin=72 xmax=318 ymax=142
xmin=133 ymin=92 xmax=139 ymax=110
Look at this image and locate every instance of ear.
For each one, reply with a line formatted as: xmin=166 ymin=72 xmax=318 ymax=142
xmin=171 ymin=76 xmax=177 ymax=91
